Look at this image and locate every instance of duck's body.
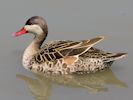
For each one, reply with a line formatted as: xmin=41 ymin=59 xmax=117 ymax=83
xmin=22 ymin=40 xmax=126 ymax=74
xmin=14 ymin=16 xmax=127 ymax=75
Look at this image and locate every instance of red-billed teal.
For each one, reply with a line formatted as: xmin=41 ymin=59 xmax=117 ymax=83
xmin=14 ymin=16 xmax=127 ymax=74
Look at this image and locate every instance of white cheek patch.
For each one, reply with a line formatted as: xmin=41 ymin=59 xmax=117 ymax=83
xmin=24 ymin=25 xmax=31 ymax=31
xmin=24 ymin=25 xmax=43 ymax=35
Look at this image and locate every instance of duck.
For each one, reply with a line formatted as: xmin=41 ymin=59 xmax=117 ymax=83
xmin=14 ymin=16 xmax=127 ymax=75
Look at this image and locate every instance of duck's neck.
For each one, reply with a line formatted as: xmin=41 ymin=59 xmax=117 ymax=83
xmin=23 ymin=32 xmax=47 ymax=60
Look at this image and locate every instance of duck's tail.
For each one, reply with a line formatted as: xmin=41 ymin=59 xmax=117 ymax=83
xmin=104 ymin=53 xmax=127 ymax=62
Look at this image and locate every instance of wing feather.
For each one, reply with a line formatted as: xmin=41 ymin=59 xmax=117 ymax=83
xmin=33 ymin=36 xmax=104 ymax=63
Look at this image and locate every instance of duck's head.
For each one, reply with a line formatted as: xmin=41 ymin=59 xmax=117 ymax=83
xmin=14 ymin=16 xmax=48 ymax=37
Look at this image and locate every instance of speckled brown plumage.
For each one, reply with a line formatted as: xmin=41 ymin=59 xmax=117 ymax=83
xmin=14 ymin=16 xmax=127 ymax=75
xmin=24 ymin=42 xmax=126 ymax=75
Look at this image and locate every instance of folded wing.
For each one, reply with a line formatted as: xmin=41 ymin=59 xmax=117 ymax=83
xmin=33 ymin=36 xmax=104 ymax=63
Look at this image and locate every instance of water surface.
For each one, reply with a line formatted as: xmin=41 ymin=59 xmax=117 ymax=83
xmin=0 ymin=0 xmax=132 ymax=100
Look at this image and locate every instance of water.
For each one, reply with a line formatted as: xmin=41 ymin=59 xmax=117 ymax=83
xmin=0 ymin=0 xmax=132 ymax=100
xmin=16 ymin=69 xmax=128 ymax=100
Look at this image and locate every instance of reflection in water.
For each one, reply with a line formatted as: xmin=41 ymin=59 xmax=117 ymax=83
xmin=17 ymin=68 xmax=127 ymax=100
